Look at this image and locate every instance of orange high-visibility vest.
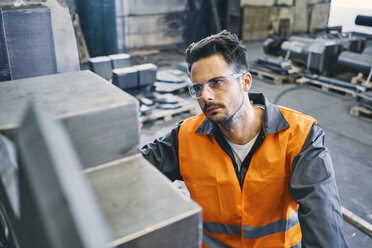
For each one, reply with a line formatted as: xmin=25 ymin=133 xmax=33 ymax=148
xmin=179 ymin=106 xmax=316 ymax=247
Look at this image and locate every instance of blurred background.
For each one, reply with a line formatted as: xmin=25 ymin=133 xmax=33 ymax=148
xmin=0 ymin=0 xmax=371 ymax=247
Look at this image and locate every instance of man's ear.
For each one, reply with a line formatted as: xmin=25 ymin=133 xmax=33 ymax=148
xmin=242 ymin=72 xmax=252 ymax=92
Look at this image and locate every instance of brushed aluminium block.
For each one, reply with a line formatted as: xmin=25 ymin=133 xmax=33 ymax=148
xmin=15 ymin=103 xmax=111 ymax=248
xmin=112 ymin=67 xmax=138 ymax=89
xmin=109 ymin=53 xmax=131 ymax=69
xmin=42 ymin=0 xmax=81 ymax=73
xmin=2 ymin=5 xmax=57 ymax=80
xmin=363 ymin=46 xmax=372 ymax=56
xmin=0 ymin=134 xmax=20 ymax=248
xmin=0 ymin=135 xmax=19 ymax=219
xmin=0 ymin=70 xmax=140 ymax=169
xmin=134 ymin=63 xmax=157 ymax=86
xmin=0 ymin=3 xmax=11 ymax=82
xmin=85 ymin=154 xmax=202 ymax=248
xmin=89 ymin=56 xmax=112 ymax=80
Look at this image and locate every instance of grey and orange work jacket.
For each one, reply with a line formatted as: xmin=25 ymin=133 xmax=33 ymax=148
xmin=141 ymin=93 xmax=349 ymax=248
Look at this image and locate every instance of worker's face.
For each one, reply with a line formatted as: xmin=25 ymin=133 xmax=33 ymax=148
xmin=190 ymin=54 xmax=252 ymax=125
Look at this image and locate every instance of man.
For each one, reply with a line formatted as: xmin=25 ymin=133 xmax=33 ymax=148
xmin=141 ymin=30 xmax=348 ymax=248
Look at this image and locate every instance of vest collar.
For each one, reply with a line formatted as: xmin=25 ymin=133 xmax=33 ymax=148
xmin=195 ymin=93 xmax=290 ymax=135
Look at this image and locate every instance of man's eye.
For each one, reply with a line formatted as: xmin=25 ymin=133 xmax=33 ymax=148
xmin=193 ymin=84 xmax=203 ymax=92
xmin=210 ymin=79 xmax=224 ymax=88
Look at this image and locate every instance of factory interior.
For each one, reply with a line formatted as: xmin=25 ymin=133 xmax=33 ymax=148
xmin=0 ymin=0 xmax=371 ymax=247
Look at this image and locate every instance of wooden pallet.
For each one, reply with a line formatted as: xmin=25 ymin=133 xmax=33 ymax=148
xmin=342 ymin=206 xmax=372 ymax=237
xmin=250 ymin=66 xmax=300 ymax=85
xmin=350 ymin=105 xmax=372 ymax=122
xmin=140 ymin=100 xmax=197 ymax=124
xmin=296 ymin=77 xmax=356 ymax=98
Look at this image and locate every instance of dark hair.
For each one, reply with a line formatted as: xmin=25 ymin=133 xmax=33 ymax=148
xmin=185 ymin=30 xmax=248 ymax=73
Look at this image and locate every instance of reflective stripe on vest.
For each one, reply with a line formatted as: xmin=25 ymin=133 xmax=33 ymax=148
xmin=204 ymin=211 xmax=298 ymax=239
xmin=204 ymin=222 xmax=241 ymax=235
xmin=203 ymin=230 xmax=231 ymax=248
xmin=244 ymin=211 xmax=299 ymax=239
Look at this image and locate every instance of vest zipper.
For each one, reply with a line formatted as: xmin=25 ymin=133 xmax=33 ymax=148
xmin=213 ymin=128 xmax=266 ymax=189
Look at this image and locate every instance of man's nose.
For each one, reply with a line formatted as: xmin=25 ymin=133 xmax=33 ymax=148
xmin=200 ymin=84 xmax=214 ymax=101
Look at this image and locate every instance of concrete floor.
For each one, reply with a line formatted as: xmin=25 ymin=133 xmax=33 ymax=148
xmin=139 ymin=41 xmax=372 ymax=247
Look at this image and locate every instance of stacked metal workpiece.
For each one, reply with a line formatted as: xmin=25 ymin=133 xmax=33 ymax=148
xmin=89 ymin=53 xmax=158 ymax=91
xmin=0 ymin=71 xmax=201 ymax=247
xmin=0 ymin=1 xmax=80 ymax=81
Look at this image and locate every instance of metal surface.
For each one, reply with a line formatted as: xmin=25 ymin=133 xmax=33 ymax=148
xmin=338 ymin=51 xmax=372 ymax=75
xmin=134 ymin=63 xmax=158 ymax=86
xmin=112 ymin=67 xmax=138 ymax=89
xmin=0 ymin=135 xmax=19 ymax=219
xmin=306 ymin=74 xmax=363 ymax=91
xmin=281 ymin=36 xmax=343 ymax=74
xmin=2 ymin=4 xmax=57 ymax=80
xmin=362 ymin=46 xmax=372 ymax=56
xmin=355 ymin=15 xmax=372 ymax=27
xmin=109 ymin=53 xmax=131 ymax=69
xmin=0 ymin=135 xmax=19 ymax=248
xmin=15 ymin=103 xmax=112 ymax=248
xmin=42 ymin=0 xmax=81 ymax=73
xmin=0 ymin=3 xmax=11 ymax=82
xmin=89 ymin=56 xmax=112 ymax=80
xmin=0 ymin=71 xmax=140 ymax=169
xmin=307 ymin=42 xmax=340 ymax=74
xmin=85 ymin=154 xmax=202 ymax=248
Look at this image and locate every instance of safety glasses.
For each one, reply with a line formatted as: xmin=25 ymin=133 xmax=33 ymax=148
xmin=188 ymin=74 xmax=243 ymax=100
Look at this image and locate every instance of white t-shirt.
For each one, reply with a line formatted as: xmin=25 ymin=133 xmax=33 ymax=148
xmin=224 ymin=104 xmax=265 ymax=172
xmin=225 ymin=134 xmax=259 ymax=172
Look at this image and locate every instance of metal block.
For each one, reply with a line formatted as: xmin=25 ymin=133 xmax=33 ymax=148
xmin=88 ymin=56 xmax=112 ymax=80
xmin=42 ymin=0 xmax=81 ymax=73
xmin=2 ymin=5 xmax=57 ymax=80
xmin=307 ymin=42 xmax=341 ymax=74
xmin=0 ymin=3 xmax=11 ymax=82
xmin=363 ymin=46 xmax=372 ymax=56
xmin=0 ymin=71 xmax=140 ymax=169
xmin=112 ymin=67 xmax=138 ymax=89
xmin=0 ymin=134 xmax=19 ymax=248
xmin=134 ymin=63 xmax=158 ymax=86
xmin=15 ymin=103 xmax=111 ymax=248
xmin=338 ymin=51 xmax=372 ymax=75
xmin=0 ymin=135 xmax=19 ymax=219
xmin=85 ymin=154 xmax=202 ymax=247
xmin=109 ymin=53 xmax=131 ymax=69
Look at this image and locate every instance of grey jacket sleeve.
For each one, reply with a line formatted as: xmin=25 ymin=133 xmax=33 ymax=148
xmin=290 ymin=124 xmax=349 ymax=248
xmin=140 ymin=121 xmax=183 ymax=181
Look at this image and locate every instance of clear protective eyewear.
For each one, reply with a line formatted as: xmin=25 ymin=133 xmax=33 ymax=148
xmin=188 ymin=73 xmax=243 ymax=99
